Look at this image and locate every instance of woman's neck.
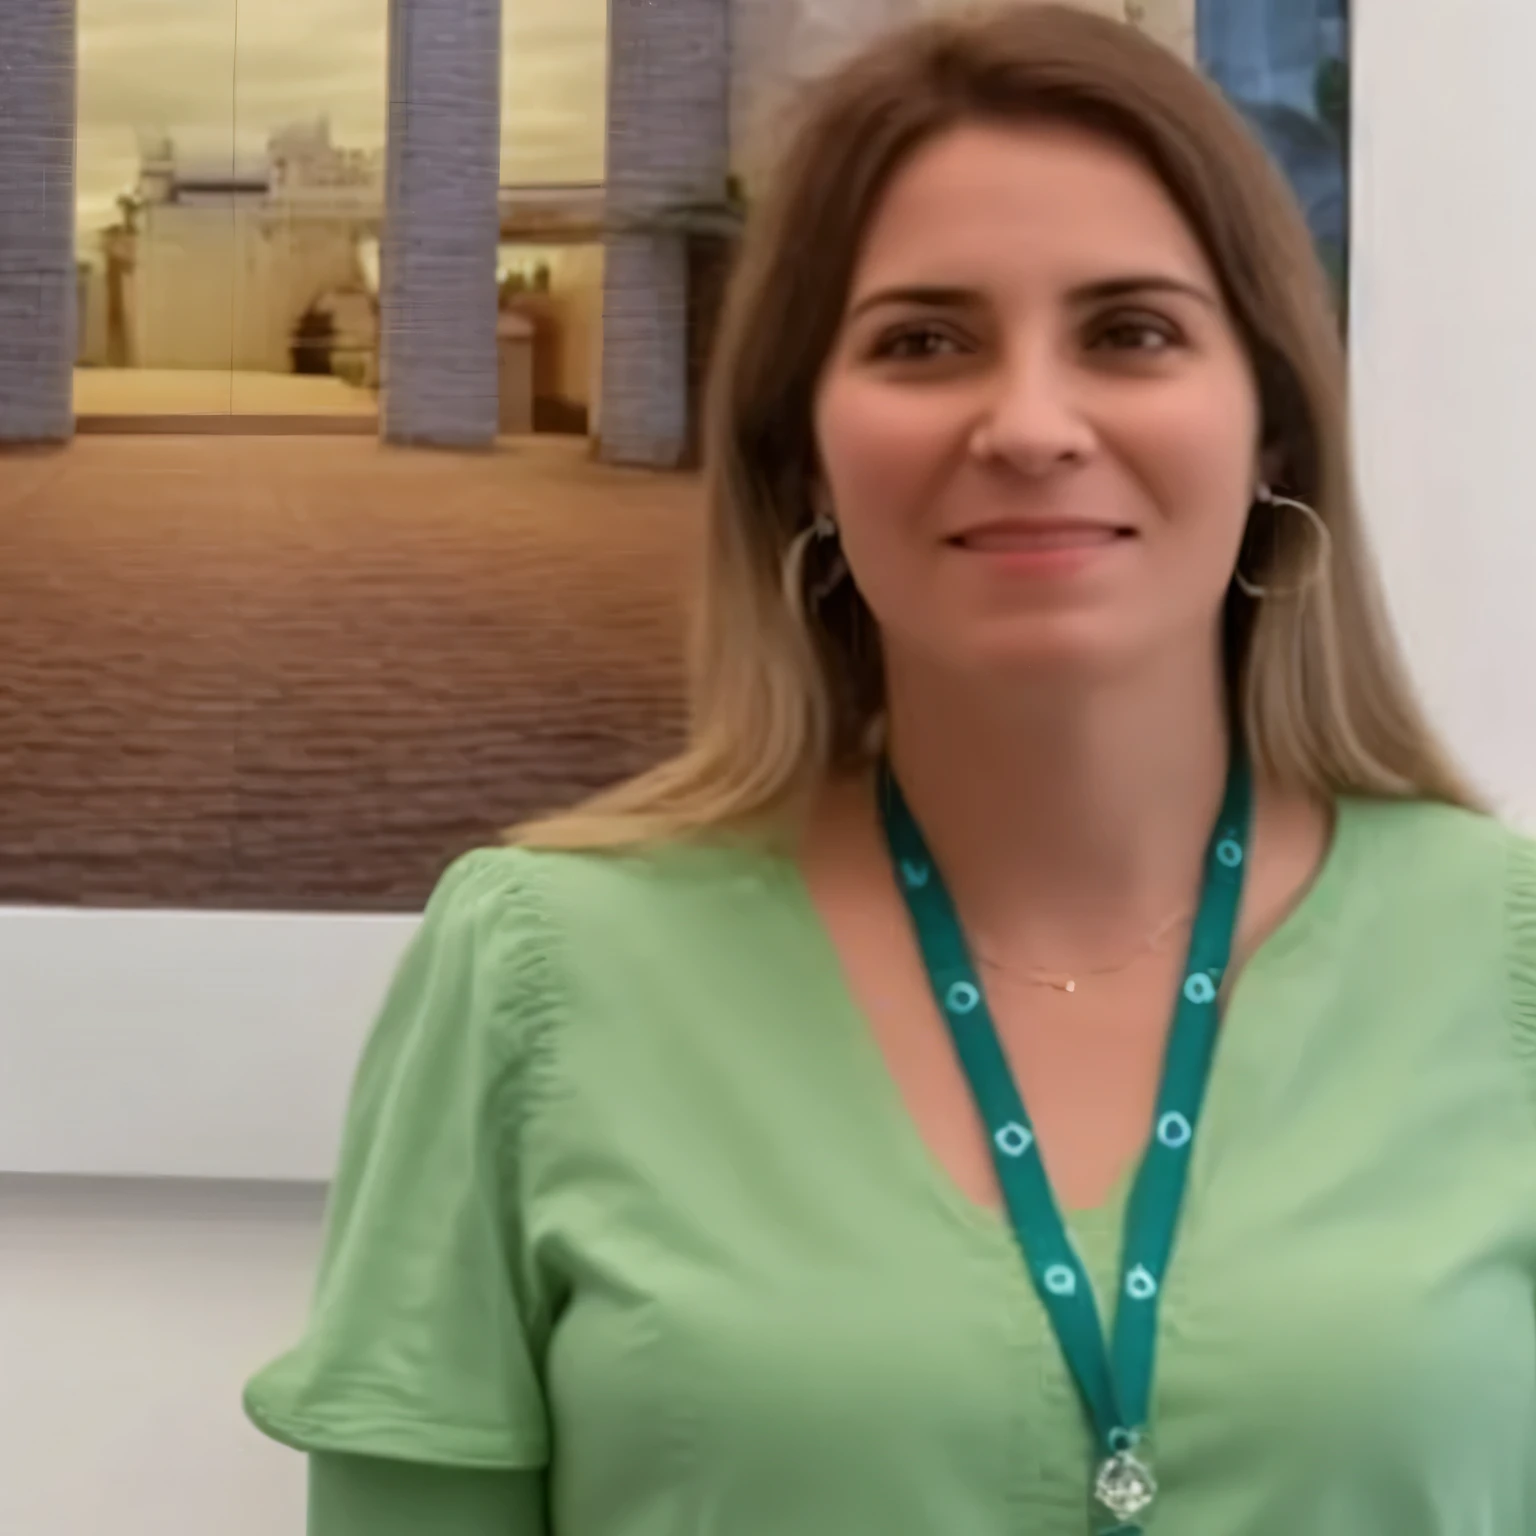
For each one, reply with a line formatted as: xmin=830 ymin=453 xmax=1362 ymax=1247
xmin=879 ymin=648 xmax=1231 ymax=948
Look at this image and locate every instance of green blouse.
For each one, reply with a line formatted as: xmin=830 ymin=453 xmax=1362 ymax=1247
xmin=246 ymin=796 xmax=1536 ymax=1534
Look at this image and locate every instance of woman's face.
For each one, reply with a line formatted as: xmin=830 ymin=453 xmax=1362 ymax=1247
xmin=814 ymin=120 xmax=1262 ymax=683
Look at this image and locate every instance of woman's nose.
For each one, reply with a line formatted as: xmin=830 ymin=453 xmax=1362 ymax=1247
xmin=969 ymin=347 xmax=1097 ymax=474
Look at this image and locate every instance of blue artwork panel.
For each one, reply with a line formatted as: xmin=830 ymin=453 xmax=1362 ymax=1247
xmin=1198 ymin=0 xmax=1350 ymax=307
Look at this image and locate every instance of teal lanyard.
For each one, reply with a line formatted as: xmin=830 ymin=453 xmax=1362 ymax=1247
xmin=879 ymin=757 xmax=1253 ymax=1533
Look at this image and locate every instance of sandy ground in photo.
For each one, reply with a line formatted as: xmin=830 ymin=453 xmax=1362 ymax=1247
xmin=0 ymin=434 xmax=700 ymax=910
xmin=73 ymin=370 xmax=378 ymax=418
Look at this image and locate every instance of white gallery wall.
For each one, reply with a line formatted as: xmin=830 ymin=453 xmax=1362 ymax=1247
xmin=0 ymin=918 xmax=414 ymax=1536
xmin=1347 ymin=0 xmax=1536 ymax=827
xmin=3 ymin=1 xmax=1534 ymax=1532
xmin=0 ymin=1177 xmax=327 ymax=1536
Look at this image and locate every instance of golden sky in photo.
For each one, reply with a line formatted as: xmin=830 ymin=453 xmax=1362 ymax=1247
xmin=72 ymin=0 xmax=1195 ymax=240
xmin=76 ymin=0 xmax=608 ymax=233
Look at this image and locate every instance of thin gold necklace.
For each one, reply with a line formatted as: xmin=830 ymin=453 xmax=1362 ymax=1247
xmin=970 ymin=907 xmax=1194 ymax=994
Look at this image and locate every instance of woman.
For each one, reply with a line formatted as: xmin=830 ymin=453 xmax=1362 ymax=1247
xmin=246 ymin=6 xmax=1536 ymax=1534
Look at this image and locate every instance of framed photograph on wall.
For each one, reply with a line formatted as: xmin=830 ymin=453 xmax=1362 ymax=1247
xmin=0 ymin=0 xmax=714 ymax=917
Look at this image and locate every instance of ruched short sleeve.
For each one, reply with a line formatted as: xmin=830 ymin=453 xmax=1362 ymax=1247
xmin=1506 ymin=832 xmax=1536 ymax=1124
xmin=244 ymin=848 xmax=555 ymax=1470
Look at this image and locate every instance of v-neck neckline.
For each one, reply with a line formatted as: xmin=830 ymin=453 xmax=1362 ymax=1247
xmin=774 ymin=795 xmax=1361 ymax=1250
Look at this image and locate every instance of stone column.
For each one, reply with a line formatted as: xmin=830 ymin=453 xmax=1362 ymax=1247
xmin=598 ymin=0 xmax=731 ymax=469
xmin=380 ymin=0 xmax=503 ymax=449
xmin=0 ymin=0 xmax=76 ymax=444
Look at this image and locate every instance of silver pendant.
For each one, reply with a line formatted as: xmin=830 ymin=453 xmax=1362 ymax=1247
xmin=1095 ymin=1447 xmax=1157 ymax=1525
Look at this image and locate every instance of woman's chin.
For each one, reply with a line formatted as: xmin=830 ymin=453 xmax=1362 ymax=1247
xmin=950 ymin=615 xmax=1144 ymax=684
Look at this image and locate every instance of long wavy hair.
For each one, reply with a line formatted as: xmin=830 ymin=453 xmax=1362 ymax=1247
xmin=517 ymin=2 xmax=1475 ymax=850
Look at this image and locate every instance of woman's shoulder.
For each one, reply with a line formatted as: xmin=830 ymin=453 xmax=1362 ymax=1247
xmin=425 ymin=834 xmax=802 ymax=1001
xmin=1334 ymin=793 xmax=1530 ymax=887
xmin=1327 ymin=794 xmax=1536 ymax=949
xmin=434 ymin=834 xmax=797 ymax=926
xmin=1330 ymin=796 xmax=1536 ymax=1098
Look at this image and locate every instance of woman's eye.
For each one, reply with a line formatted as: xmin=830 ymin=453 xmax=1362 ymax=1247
xmin=1092 ymin=318 xmax=1182 ymax=354
xmin=871 ymin=326 xmax=966 ymax=361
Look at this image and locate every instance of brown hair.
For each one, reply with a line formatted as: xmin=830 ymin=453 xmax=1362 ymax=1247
xmin=518 ymin=2 xmax=1475 ymax=849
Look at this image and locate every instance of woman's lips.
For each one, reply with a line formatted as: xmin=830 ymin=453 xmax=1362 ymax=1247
xmin=951 ymin=522 xmax=1131 ymax=553
xmin=945 ymin=522 xmax=1134 ymax=579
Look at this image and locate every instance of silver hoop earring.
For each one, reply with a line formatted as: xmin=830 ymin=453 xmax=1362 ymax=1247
xmin=782 ymin=502 xmax=849 ymax=612
xmin=809 ymin=509 xmax=849 ymax=604
xmin=1234 ymin=483 xmax=1332 ymax=600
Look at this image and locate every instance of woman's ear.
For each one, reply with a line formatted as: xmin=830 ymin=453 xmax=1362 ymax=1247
xmin=811 ymin=479 xmax=837 ymax=528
